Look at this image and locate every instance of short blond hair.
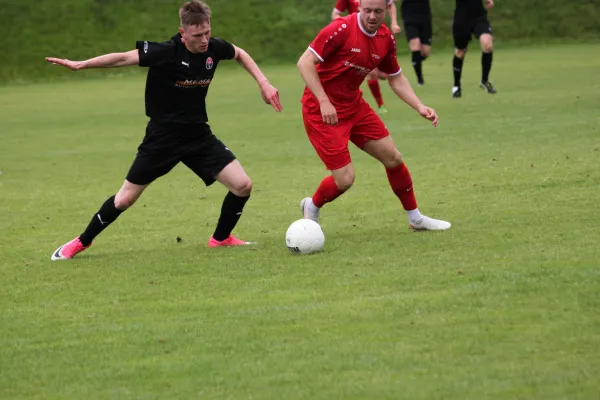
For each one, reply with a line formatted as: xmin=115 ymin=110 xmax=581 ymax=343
xmin=179 ymin=0 xmax=212 ymax=26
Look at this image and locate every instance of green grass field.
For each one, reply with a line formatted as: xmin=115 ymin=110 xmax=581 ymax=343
xmin=1 ymin=44 xmax=599 ymax=399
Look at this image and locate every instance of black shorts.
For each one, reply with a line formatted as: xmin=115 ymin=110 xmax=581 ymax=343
xmin=452 ymin=14 xmax=493 ymax=50
xmin=403 ymin=18 xmax=433 ymax=45
xmin=126 ymin=121 xmax=236 ymax=186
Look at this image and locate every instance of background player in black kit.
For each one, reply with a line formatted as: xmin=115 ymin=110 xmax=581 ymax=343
xmin=401 ymin=0 xmax=432 ymax=86
xmin=452 ymin=0 xmax=496 ymax=98
xmin=46 ymin=0 xmax=282 ymax=260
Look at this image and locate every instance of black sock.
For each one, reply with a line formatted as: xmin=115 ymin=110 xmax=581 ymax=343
xmin=412 ymin=51 xmax=424 ymax=83
xmin=453 ymin=55 xmax=464 ymax=87
xmin=79 ymin=195 xmax=124 ymax=246
xmin=482 ymin=51 xmax=493 ymax=83
xmin=213 ymin=192 xmax=250 ymax=241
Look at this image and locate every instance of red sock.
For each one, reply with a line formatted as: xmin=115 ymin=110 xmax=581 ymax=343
xmin=312 ymin=176 xmax=345 ymax=208
xmin=367 ymin=79 xmax=384 ymax=108
xmin=386 ymin=163 xmax=418 ymax=211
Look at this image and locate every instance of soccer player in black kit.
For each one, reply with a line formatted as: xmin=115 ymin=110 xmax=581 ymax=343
xmin=400 ymin=0 xmax=432 ymax=86
xmin=46 ymin=0 xmax=282 ymax=260
xmin=452 ymin=0 xmax=497 ymax=98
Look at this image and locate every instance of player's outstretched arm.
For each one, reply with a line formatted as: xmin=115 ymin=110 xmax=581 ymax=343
xmin=331 ymin=9 xmax=343 ymax=20
xmin=45 ymin=50 xmax=139 ymax=71
xmin=388 ymin=1 xmax=402 ymax=34
xmin=233 ymin=46 xmax=282 ymax=112
xmin=388 ymin=73 xmax=439 ymax=127
xmin=297 ymin=49 xmax=337 ymax=125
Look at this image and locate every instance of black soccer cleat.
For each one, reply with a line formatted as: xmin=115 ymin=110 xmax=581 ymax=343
xmin=452 ymin=86 xmax=462 ymax=98
xmin=480 ymin=81 xmax=497 ymax=94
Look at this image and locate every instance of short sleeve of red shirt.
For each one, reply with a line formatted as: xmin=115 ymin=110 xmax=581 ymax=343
xmin=308 ymin=19 xmax=350 ymax=63
xmin=377 ymin=34 xmax=402 ymax=76
xmin=334 ymin=0 xmax=349 ymax=13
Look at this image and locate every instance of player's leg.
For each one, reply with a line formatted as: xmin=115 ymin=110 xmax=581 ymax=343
xmin=181 ymin=127 xmax=253 ymax=247
xmin=210 ymin=160 xmax=254 ymax=247
xmin=452 ymin=16 xmax=471 ymax=98
xmin=420 ymin=17 xmax=433 ymax=61
xmin=366 ymin=69 xmax=387 ymax=114
xmin=51 ymin=180 xmax=149 ymax=261
xmin=300 ymin=109 xmax=354 ymax=223
xmin=405 ymin=22 xmax=425 ymax=85
xmin=302 ymin=163 xmax=355 ymax=224
xmin=362 ymin=137 xmax=450 ymax=230
xmin=476 ymin=17 xmax=496 ymax=93
xmin=51 ymin=123 xmax=181 ymax=261
xmin=351 ymin=103 xmax=450 ymax=230
xmin=409 ymin=38 xmax=425 ymax=86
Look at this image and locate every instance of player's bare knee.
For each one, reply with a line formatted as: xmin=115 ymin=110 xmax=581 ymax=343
xmin=409 ymin=40 xmax=421 ymax=52
xmin=114 ymin=192 xmax=136 ymax=210
xmin=480 ymin=35 xmax=493 ymax=52
xmin=421 ymin=47 xmax=431 ymax=58
xmin=455 ymin=48 xmax=466 ymax=58
xmin=383 ymin=151 xmax=403 ymax=169
xmin=333 ymin=172 xmax=355 ymax=191
xmin=230 ymin=177 xmax=252 ymax=197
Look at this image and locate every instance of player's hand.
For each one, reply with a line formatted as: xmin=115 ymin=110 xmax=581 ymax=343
xmin=391 ymin=23 xmax=402 ymax=35
xmin=418 ymin=104 xmax=439 ymax=127
xmin=486 ymin=0 xmax=494 ymax=9
xmin=259 ymin=82 xmax=282 ymax=112
xmin=320 ymin=99 xmax=338 ymax=125
xmin=45 ymin=57 xmax=85 ymax=71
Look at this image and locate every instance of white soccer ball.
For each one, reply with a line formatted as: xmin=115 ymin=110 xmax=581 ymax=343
xmin=286 ymin=219 xmax=325 ymax=254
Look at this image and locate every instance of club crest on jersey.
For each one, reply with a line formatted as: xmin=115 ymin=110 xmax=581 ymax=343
xmin=206 ymin=57 xmax=214 ymax=70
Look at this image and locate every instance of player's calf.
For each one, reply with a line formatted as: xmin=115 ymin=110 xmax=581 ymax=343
xmin=302 ymin=172 xmax=350 ymax=223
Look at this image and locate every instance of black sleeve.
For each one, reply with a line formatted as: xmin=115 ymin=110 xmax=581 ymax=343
xmin=136 ymin=39 xmax=177 ymax=67
xmin=211 ymin=38 xmax=236 ymax=61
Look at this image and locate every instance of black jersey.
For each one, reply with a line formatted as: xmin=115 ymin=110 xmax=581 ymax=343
xmin=455 ymin=0 xmax=486 ymax=17
xmin=401 ymin=0 xmax=431 ymax=20
xmin=136 ymin=34 xmax=235 ymax=124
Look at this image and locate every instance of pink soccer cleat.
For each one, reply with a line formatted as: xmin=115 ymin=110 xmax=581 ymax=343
xmin=208 ymin=235 xmax=255 ymax=248
xmin=51 ymin=237 xmax=91 ymax=261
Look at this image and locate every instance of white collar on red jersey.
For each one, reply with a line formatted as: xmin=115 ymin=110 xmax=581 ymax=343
xmin=356 ymin=13 xmax=377 ymax=38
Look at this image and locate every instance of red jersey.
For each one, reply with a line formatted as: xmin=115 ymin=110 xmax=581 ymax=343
xmin=301 ymin=13 xmax=402 ymax=118
xmin=334 ymin=0 xmax=393 ymax=15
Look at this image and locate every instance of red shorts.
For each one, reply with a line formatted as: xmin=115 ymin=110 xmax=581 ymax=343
xmin=302 ymin=99 xmax=390 ymax=170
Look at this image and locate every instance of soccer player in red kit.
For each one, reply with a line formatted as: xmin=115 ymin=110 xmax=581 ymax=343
xmin=332 ymin=0 xmax=401 ymax=114
xmin=297 ymin=0 xmax=451 ymax=231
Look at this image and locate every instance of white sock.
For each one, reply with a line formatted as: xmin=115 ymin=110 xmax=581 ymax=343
xmin=407 ymin=208 xmax=423 ymax=223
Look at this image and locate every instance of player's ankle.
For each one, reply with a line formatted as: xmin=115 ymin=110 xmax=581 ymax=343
xmin=407 ymin=208 xmax=423 ymax=223
xmin=308 ymin=198 xmax=321 ymax=211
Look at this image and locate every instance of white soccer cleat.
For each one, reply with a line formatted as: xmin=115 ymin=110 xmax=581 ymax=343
xmin=410 ymin=216 xmax=451 ymax=231
xmin=300 ymin=197 xmax=320 ymax=223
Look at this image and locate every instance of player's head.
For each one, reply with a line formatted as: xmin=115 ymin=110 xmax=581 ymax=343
xmin=359 ymin=0 xmax=388 ymax=33
xmin=179 ymin=0 xmax=212 ymax=53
